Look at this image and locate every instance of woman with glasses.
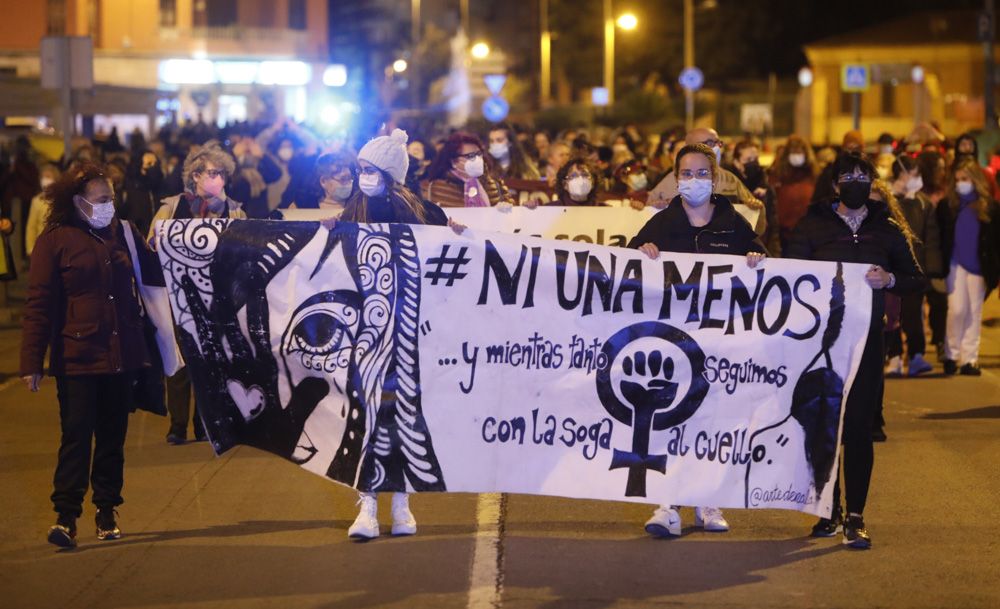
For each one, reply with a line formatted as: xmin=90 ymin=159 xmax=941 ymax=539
xmin=629 ymin=143 xmax=767 ymax=539
xmin=313 ymin=152 xmax=357 ymax=218
xmin=786 ymin=152 xmax=924 ymax=549
xmin=553 ymin=159 xmax=605 ymax=206
xmin=21 ymin=163 xmax=153 ymax=548
xmin=420 ymin=132 xmax=513 ymax=208
xmin=149 ymin=142 xmax=246 ymax=447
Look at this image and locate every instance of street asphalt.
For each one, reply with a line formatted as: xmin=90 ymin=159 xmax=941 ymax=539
xmin=1 ymin=298 xmax=998 ymax=609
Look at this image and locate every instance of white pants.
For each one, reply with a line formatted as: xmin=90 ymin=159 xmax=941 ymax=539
xmin=945 ymin=264 xmax=986 ymax=364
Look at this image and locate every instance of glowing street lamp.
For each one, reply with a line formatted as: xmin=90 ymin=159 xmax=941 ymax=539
xmin=471 ymin=42 xmax=491 ymax=59
xmin=616 ymin=13 xmax=638 ymax=30
xmin=392 ymin=59 xmax=408 ymax=73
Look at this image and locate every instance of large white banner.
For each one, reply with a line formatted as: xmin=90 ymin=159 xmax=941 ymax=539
xmin=157 ymin=219 xmax=871 ymax=516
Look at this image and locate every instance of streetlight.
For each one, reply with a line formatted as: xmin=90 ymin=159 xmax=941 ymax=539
xmin=392 ymin=59 xmax=408 ymax=73
xmin=471 ymin=41 xmax=490 ymax=59
xmin=604 ymin=1 xmax=638 ymax=105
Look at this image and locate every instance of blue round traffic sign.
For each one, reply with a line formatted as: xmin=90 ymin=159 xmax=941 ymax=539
xmin=678 ymin=67 xmax=704 ymax=92
xmin=482 ymin=95 xmax=510 ymax=123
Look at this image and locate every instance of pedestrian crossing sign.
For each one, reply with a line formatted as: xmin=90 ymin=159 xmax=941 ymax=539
xmin=841 ymin=64 xmax=870 ymax=92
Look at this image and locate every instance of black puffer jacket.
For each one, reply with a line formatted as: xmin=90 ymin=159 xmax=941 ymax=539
xmin=936 ymin=197 xmax=1000 ymax=299
xmin=895 ymin=192 xmax=944 ymax=278
xmin=627 ymin=194 xmax=766 ymax=255
xmin=785 ymin=199 xmax=925 ymax=321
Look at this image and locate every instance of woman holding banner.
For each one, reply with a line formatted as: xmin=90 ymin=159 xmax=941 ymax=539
xmin=786 ymin=152 xmax=924 ymax=549
xmin=630 ymin=143 xmax=767 ymax=538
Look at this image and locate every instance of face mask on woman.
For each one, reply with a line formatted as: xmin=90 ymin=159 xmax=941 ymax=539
xmin=489 ymin=142 xmax=509 ymax=159
xmin=278 ymin=147 xmax=294 ymax=162
xmin=359 ymin=173 xmax=384 ymax=197
xmin=904 ymin=176 xmax=924 ymax=197
xmin=465 ymin=155 xmax=485 ymax=178
xmin=789 ymin=153 xmax=806 ymax=167
xmin=77 ymin=197 xmax=115 ymax=229
xmin=839 ymin=180 xmax=871 ymax=210
xmin=677 ymin=178 xmax=713 ymax=207
xmin=627 ymin=173 xmax=648 ymax=191
xmin=567 ymin=176 xmax=593 ymax=200
xmin=957 ymin=181 xmax=976 ymax=197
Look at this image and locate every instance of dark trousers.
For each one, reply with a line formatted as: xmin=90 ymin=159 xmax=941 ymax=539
xmin=886 ymin=292 xmax=928 ymax=358
xmin=52 ymin=373 xmax=133 ymax=518
xmin=165 ymin=367 xmax=203 ymax=439
xmin=830 ymin=324 xmax=881 ymax=516
xmin=927 ymin=289 xmax=948 ymax=346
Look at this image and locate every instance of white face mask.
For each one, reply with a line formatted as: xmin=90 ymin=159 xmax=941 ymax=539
xmin=567 ymin=176 xmax=593 ymax=200
xmin=358 ymin=173 xmax=384 ymax=197
xmin=465 ymin=155 xmax=485 ymax=178
xmin=957 ymin=181 xmax=975 ymax=197
xmin=789 ymin=153 xmax=806 ymax=167
xmin=488 ymin=142 xmax=509 ymax=160
xmin=880 ymin=145 xmax=894 ymax=155
xmin=77 ymin=196 xmax=115 ymax=229
xmin=40 ymin=177 xmax=54 ymax=189
xmin=627 ymin=173 xmax=648 ymax=191
xmin=278 ymin=147 xmax=294 ymax=162
xmin=712 ymin=145 xmax=723 ymax=165
xmin=677 ymin=178 xmax=713 ymax=207
xmin=905 ymin=176 xmax=924 ymax=197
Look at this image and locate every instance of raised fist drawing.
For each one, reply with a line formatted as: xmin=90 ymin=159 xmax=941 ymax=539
xmin=620 ymin=350 xmax=679 ymax=415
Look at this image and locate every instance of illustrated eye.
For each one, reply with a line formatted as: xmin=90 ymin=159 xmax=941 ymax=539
xmin=284 ymin=302 xmax=358 ymax=357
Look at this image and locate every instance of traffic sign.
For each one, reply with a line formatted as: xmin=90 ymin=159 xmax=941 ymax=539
xmin=484 ymin=74 xmax=507 ymax=96
xmin=482 ymin=95 xmax=510 ymax=123
xmin=841 ymin=64 xmax=870 ymax=92
xmin=678 ymin=67 xmax=704 ymax=92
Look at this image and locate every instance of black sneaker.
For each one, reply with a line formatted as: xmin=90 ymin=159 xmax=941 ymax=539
xmin=943 ymin=359 xmax=958 ymax=376
xmin=810 ymin=509 xmax=842 ymax=538
xmin=960 ymin=363 xmax=982 ymax=376
xmin=872 ymin=427 xmax=887 ymax=442
xmin=842 ymin=514 xmax=872 ymax=549
xmin=96 ymin=508 xmax=122 ymax=541
xmin=47 ymin=514 xmax=77 ymax=548
xmin=166 ymin=432 xmax=186 ymax=445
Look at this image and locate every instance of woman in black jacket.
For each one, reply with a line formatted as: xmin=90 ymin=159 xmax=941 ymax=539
xmin=630 ymin=143 xmax=766 ymax=539
xmin=786 ymin=152 xmax=924 ymax=549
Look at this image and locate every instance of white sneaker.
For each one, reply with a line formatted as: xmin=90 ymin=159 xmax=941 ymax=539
xmin=348 ymin=494 xmax=379 ymax=540
xmin=390 ymin=493 xmax=417 ymax=536
xmin=695 ymin=506 xmax=730 ymax=532
xmin=644 ymin=506 xmax=681 ymax=538
xmin=884 ymin=356 xmax=903 ymax=377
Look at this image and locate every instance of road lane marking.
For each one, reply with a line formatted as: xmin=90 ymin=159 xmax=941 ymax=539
xmin=467 ymin=492 xmax=507 ymax=609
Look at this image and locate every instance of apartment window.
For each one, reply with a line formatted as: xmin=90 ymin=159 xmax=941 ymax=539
xmin=289 ymin=0 xmax=307 ymax=30
xmin=160 ymin=0 xmax=177 ymax=27
xmin=195 ymin=0 xmax=237 ymax=28
xmin=47 ymin=0 xmax=66 ymax=35
xmin=840 ymin=92 xmax=854 ymax=115
xmin=881 ymin=83 xmax=896 ymax=115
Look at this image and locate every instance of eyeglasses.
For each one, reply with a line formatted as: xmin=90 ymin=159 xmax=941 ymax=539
xmin=700 ymin=138 xmax=723 ymax=148
xmin=838 ymin=174 xmax=871 ymax=184
xmin=678 ymin=168 xmax=712 ymax=180
xmin=197 ymin=169 xmax=226 ymax=179
xmin=456 ymin=151 xmax=483 ymax=161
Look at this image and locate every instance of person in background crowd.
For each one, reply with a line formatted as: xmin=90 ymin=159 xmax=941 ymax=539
xmin=953 ymin=132 xmax=1000 ymax=201
xmin=336 ymin=129 xmax=460 ymax=541
xmin=488 ymin=123 xmax=541 ymax=183
xmin=315 ymin=151 xmax=356 ymax=218
xmin=769 ymin=134 xmax=819 ymax=253
xmin=885 ymin=156 xmax=943 ymax=377
xmin=229 ymin=135 xmax=282 ymax=218
xmin=545 ymin=141 xmax=572 ymax=188
xmin=26 ymin=163 xmax=61 ymax=256
xmin=937 ymin=157 xmax=1000 ymax=376
xmin=553 ymin=159 xmax=604 ymax=206
xmin=421 ymin=132 xmax=513 ymax=208
xmin=876 ymin=133 xmax=897 ymax=157
xmin=21 ymin=163 xmax=153 ymax=548
xmin=606 ymin=159 xmax=652 ymax=206
xmin=533 ymin=131 xmax=552 ymax=172
xmin=916 ymin=149 xmax=950 ymax=358
xmin=1 ymin=135 xmax=41 ymax=259
xmin=594 ymin=146 xmax=615 ymax=192
xmin=117 ymin=150 xmax=164 ymax=236
xmin=728 ymin=139 xmax=781 ymax=256
xmin=149 ymin=142 xmax=246 ymax=446
xmin=630 ymin=143 xmax=767 ymax=539
xmin=787 ymin=152 xmax=924 ymax=549
xmin=610 ymin=133 xmax=637 ymax=168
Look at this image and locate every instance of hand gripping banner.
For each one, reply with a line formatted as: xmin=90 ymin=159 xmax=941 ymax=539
xmin=156 ymin=219 xmax=871 ymax=517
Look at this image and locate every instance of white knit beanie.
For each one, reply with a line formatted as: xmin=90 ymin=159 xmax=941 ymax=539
xmin=358 ymin=128 xmax=410 ymax=184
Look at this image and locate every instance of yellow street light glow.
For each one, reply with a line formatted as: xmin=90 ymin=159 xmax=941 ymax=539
xmin=616 ymin=13 xmax=638 ymax=30
xmin=471 ymin=42 xmax=491 ymax=59
xmin=392 ymin=59 xmax=408 ymax=73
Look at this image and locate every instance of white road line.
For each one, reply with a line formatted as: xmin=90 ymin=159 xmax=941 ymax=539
xmin=466 ymin=492 xmax=506 ymax=609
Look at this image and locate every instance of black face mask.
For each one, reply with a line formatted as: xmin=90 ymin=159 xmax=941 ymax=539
xmin=743 ymin=160 xmax=763 ymax=185
xmin=838 ymin=180 xmax=871 ymax=210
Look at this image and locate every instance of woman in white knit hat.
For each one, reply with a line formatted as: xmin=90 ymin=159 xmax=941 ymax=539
xmin=333 ymin=128 xmax=462 ymax=540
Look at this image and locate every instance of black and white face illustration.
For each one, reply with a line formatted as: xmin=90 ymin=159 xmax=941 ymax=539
xmin=267 ymin=226 xmax=366 ymax=476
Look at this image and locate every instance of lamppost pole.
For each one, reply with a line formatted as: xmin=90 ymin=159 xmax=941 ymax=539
xmin=684 ymin=0 xmax=694 ymax=130
xmin=411 ymin=0 xmax=421 ymax=108
xmin=540 ymin=0 xmax=551 ymax=108
xmin=604 ymin=0 xmax=615 ymax=105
